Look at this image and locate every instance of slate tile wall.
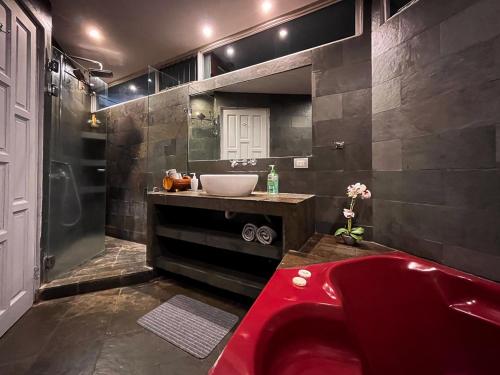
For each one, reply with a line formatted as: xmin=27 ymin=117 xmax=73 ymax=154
xmin=100 ymin=86 xmax=189 ymax=244
xmin=99 ymin=1 xmax=373 ymax=244
xmin=371 ymin=0 xmax=500 ymax=280
xmin=310 ymin=0 xmax=373 ymax=235
xmin=103 ymin=99 xmax=149 ymax=243
xmin=187 ymin=0 xmax=374 ymax=238
xmin=99 ymin=0 xmax=499 ymax=281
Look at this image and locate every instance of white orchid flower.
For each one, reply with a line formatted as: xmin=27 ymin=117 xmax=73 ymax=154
xmin=343 ymin=209 xmax=355 ymax=219
xmin=347 ymin=185 xmax=358 ymax=198
xmin=361 ymin=190 xmax=371 ymax=199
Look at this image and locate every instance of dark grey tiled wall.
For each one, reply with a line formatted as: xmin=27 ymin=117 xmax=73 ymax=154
xmin=147 ymin=86 xmax=189 ymax=186
xmin=99 ymin=1 xmax=373 ymax=244
xmin=101 ymin=86 xmax=189 ymax=244
xmin=371 ymin=0 xmax=500 ymax=280
xmin=100 ymin=0 xmax=499 ymax=281
xmin=102 ymin=99 xmax=148 ymax=243
xmin=311 ymin=20 xmax=373 ymax=235
xmin=189 ymin=1 xmax=374 ymax=238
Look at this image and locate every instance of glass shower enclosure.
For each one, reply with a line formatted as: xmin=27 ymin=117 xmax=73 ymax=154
xmin=43 ymin=48 xmax=107 ymax=282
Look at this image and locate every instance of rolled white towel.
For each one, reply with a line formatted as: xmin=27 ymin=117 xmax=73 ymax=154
xmin=256 ymin=225 xmax=277 ymax=245
xmin=242 ymin=223 xmax=258 ymax=242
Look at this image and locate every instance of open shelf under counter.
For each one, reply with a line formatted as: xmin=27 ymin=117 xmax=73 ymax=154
xmin=147 ymin=190 xmax=315 ymax=298
xmin=155 ymin=224 xmax=283 ymax=260
xmin=155 ymin=254 xmax=267 ymax=298
xmin=148 ymin=191 xmax=315 ymax=253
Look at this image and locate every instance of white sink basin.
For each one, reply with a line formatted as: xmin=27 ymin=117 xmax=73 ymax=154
xmin=200 ymin=174 xmax=259 ymax=197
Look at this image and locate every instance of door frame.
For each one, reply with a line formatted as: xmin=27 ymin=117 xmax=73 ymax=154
xmin=220 ymin=106 xmax=270 ymax=160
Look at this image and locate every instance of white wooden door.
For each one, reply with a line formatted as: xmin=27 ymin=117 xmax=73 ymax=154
xmin=0 ymin=0 xmax=38 ymax=337
xmin=221 ymin=108 xmax=269 ymax=159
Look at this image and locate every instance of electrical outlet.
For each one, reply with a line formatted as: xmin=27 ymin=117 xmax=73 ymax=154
xmin=294 ymin=158 xmax=309 ymax=169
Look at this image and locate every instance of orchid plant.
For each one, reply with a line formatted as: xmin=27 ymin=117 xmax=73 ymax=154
xmin=335 ymin=183 xmax=371 ymax=243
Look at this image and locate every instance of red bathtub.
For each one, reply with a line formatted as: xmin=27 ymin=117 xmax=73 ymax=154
xmin=209 ymin=253 xmax=500 ymax=375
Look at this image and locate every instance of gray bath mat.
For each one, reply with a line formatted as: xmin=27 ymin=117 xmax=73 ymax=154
xmin=137 ymin=294 xmax=239 ymax=358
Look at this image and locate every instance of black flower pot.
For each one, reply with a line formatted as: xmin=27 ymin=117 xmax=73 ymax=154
xmin=341 ymin=234 xmax=357 ymax=246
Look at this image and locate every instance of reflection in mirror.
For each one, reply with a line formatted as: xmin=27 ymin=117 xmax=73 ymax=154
xmin=188 ymin=66 xmax=312 ymax=161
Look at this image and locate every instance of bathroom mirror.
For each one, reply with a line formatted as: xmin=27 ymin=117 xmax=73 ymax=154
xmin=188 ymin=66 xmax=312 ymax=161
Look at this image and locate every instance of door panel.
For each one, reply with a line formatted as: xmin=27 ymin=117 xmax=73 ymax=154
xmin=14 ymin=19 xmax=30 ymax=110
xmin=227 ymin=114 xmax=237 ymax=148
xmin=0 ymin=164 xmax=5 ymax=230
xmin=0 ymin=84 xmax=7 ymax=149
xmin=0 ymin=0 xmax=37 ymax=337
xmin=239 ymin=115 xmax=249 ymax=158
xmin=252 ymin=116 xmax=262 ymax=147
xmin=13 ymin=116 xmax=28 ymax=201
xmin=10 ymin=211 xmax=27 ymax=299
xmin=222 ymin=108 xmax=269 ymax=159
xmin=0 ymin=3 xmax=8 ymax=76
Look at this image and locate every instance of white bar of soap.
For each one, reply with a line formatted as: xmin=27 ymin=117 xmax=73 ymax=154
xmin=292 ymin=276 xmax=307 ymax=287
xmin=298 ymin=269 xmax=311 ymax=278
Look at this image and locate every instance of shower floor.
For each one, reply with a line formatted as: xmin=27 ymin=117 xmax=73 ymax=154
xmin=38 ymin=237 xmax=155 ymax=300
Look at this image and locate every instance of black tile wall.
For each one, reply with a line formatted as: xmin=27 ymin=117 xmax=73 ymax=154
xmin=99 ymin=0 xmax=373 ymax=242
xmin=185 ymin=0 xmax=375 ymax=237
xmin=100 ymin=86 xmax=189 ymax=244
xmin=102 ymin=99 xmax=149 ymax=243
xmin=372 ymin=0 xmax=500 ymax=280
xmin=98 ymin=0 xmax=500 ymax=282
xmin=310 ymin=0 xmax=373 ymax=234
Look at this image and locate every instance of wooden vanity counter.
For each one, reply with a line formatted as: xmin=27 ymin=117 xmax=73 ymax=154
xmin=148 ymin=191 xmax=315 ymax=254
xmin=147 ymin=191 xmax=315 ymax=298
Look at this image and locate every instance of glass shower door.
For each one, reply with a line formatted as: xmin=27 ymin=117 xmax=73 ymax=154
xmin=44 ymin=49 xmax=107 ymax=281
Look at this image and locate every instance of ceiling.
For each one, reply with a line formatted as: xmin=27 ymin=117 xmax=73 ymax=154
xmin=51 ymin=0 xmax=319 ymax=83
xmin=218 ymin=66 xmax=312 ymax=95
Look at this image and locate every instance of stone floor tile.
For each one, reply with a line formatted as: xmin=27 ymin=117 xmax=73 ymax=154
xmin=0 ymin=279 xmax=251 ymax=375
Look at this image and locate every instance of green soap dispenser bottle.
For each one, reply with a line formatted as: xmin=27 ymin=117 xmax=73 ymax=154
xmin=267 ymin=165 xmax=279 ymax=195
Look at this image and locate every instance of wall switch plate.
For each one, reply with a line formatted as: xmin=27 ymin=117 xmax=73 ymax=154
xmin=294 ymin=158 xmax=309 ymax=169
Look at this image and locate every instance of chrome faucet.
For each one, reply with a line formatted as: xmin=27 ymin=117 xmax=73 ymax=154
xmin=230 ymin=159 xmax=257 ymax=168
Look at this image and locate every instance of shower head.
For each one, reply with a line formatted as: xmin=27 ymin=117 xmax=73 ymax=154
xmin=68 ymin=55 xmax=103 ymax=70
xmin=67 ymin=55 xmax=113 ymax=80
xmin=89 ymin=68 xmax=113 ymax=78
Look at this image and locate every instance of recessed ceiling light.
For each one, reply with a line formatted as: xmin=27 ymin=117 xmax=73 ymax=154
xmin=148 ymin=78 xmax=152 ymax=82
xmin=262 ymin=1 xmax=272 ymax=13
xmin=202 ymin=25 xmax=213 ymax=38
xmin=87 ymin=26 xmax=102 ymax=40
xmin=279 ymin=28 xmax=288 ymax=39
xmin=226 ymin=47 xmax=234 ymax=57
xmin=129 ymin=84 xmax=137 ymax=92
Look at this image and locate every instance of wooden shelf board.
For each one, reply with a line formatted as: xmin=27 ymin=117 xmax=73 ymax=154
xmin=155 ymin=224 xmax=282 ymax=260
xmin=155 ymin=255 xmax=266 ymax=298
